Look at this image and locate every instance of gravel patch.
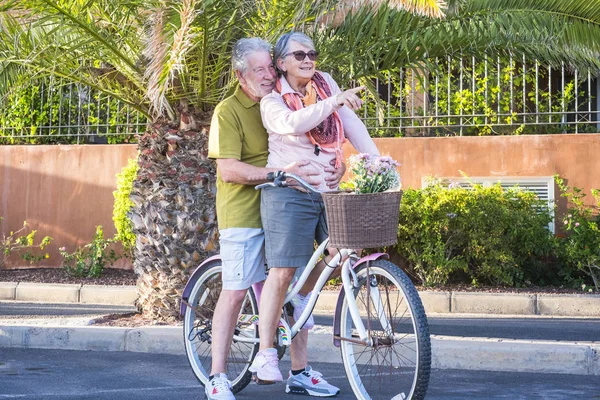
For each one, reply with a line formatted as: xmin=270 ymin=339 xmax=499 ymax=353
xmin=0 ymin=268 xmax=136 ymax=286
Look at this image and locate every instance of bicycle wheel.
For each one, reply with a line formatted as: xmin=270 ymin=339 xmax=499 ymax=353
xmin=339 ymin=259 xmax=431 ymax=400
xmin=183 ymin=260 xmax=258 ymax=393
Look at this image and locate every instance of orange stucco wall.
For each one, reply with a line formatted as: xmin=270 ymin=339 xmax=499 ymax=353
xmin=1 ymin=144 xmax=137 ymax=269
xmin=2 ymin=134 xmax=599 ymax=269
xmin=354 ymin=134 xmax=600 ymax=227
xmin=364 ymin=134 xmax=600 ymax=191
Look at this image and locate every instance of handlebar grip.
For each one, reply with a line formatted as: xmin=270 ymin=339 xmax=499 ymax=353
xmin=267 ymin=171 xmax=287 ymax=182
xmin=257 ymin=172 xmax=319 ymax=194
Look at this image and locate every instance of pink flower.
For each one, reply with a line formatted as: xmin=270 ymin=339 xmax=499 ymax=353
xmin=575 ymin=222 xmax=580 ymax=227
xmin=346 ymin=153 xmax=401 ymax=193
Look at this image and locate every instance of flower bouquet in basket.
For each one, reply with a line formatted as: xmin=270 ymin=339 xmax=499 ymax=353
xmin=322 ymin=154 xmax=402 ymax=249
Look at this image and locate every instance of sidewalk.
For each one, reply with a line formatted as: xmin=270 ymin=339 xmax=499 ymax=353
xmin=1 ymin=282 xmax=599 ymax=376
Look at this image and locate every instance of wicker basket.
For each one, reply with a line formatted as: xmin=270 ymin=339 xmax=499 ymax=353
xmin=321 ymin=190 xmax=402 ymax=248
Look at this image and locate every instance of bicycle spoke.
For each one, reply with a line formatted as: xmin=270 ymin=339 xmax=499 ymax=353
xmin=183 ymin=262 xmax=259 ymax=393
xmin=341 ymin=261 xmax=431 ymax=400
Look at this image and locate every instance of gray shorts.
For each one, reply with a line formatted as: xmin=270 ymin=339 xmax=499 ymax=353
xmin=260 ymin=186 xmax=328 ymax=269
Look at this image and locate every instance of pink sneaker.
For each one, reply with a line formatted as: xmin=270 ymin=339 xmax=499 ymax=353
xmin=249 ymin=348 xmax=282 ymax=384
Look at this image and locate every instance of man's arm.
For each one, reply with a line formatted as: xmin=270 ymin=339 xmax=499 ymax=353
xmin=217 ymin=158 xmax=321 ymax=186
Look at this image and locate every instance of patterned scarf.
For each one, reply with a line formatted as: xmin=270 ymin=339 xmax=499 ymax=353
xmin=275 ymin=71 xmax=344 ymax=168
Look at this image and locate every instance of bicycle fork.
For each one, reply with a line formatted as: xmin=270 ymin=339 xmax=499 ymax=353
xmin=341 ymin=258 xmax=392 ymax=345
xmin=367 ymin=273 xmax=394 ymax=336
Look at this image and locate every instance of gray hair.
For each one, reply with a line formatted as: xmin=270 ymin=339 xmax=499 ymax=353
xmin=273 ymin=32 xmax=315 ymax=72
xmin=232 ymin=38 xmax=272 ymax=73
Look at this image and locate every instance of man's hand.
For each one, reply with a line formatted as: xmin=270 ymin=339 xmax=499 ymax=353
xmin=336 ymin=86 xmax=365 ymax=110
xmin=324 ymin=159 xmax=346 ymax=189
xmin=283 ymin=160 xmax=321 ymax=188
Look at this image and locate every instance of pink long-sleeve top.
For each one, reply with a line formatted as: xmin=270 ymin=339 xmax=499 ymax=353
xmin=260 ymin=72 xmax=380 ymax=191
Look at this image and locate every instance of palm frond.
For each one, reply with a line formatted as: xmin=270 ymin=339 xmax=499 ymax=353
xmin=3 ymin=0 xmax=600 ymax=122
xmin=144 ymin=0 xmax=199 ymax=120
xmin=180 ymin=0 xmax=255 ymax=109
xmin=327 ymin=0 xmax=447 ymax=20
xmin=315 ymin=0 xmax=600 ymax=84
xmin=143 ymin=6 xmax=172 ymax=120
xmin=367 ymin=0 xmax=446 ymax=18
xmin=24 ymin=0 xmax=141 ymax=75
xmin=249 ymin=0 xmax=321 ymax=42
xmin=0 ymin=1 xmax=148 ymax=111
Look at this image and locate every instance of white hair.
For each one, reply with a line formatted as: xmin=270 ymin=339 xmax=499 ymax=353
xmin=232 ymin=38 xmax=272 ymax=73
xmin=273 ymin=32 xmax=315 ymax=71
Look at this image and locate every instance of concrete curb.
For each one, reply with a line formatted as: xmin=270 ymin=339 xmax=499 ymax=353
xmin=314 ymin=291 xmax=600 ymax=317
xmin=0 ymin=282 xmax=16 ymax=300
xmin=16 ymin=282 xmax=81 ymax=303
xmin=0 ymin=282 xmax=137 ymax=306
xmin=2 ymin=283 xmax=600 ymax=317
xmin=79 ymin=285 xmax=138 ymax=305
xmin=0 ymin=324 xmax=598 ymax=376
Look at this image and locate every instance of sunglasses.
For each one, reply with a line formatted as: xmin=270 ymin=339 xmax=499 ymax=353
xmin=286 ymin=50 xmax=319 ymax=61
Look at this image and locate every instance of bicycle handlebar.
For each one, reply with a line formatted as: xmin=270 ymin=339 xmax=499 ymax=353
xmin=254 ymin=171 xmax=320 ymax=194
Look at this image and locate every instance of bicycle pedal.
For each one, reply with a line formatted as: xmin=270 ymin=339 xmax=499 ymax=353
xmin=251 ymin=374 xmax=278 ymax=385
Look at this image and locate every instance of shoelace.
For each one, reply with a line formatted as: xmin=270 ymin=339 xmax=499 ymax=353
xmin=212 ymin=377 xmax=231 ymax=393
xmin=259 ymin=351 xmax=279 ymax=367
xmin=304 ymin=369 xmax=324 ymax=383
xmin=265 ymin=352 xmax=279 ymax=366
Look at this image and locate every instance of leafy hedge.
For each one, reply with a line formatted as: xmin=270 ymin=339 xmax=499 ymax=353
xmin=396 ymin=179 xmax=556 ymax=287
xmin=555 ymin=176 xmax=600 ymax=291
xmin=112 ymin=158 xmax=138 ymax=256
xmin=393 ymin=177 xmax=600 ymax=291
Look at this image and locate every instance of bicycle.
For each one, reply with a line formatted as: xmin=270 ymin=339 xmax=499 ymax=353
xmin=181 ymin=172 xmax=431 ymax=400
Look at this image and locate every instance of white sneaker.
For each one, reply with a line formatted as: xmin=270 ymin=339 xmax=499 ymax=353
xmin=205 ymin=373 xmax=235 ymax=400
xmin=291 ymin=292 xmax=315 ymax=330
xmin=249 ymin=348 xmax=283 ymax=384
xmin=286 ymin=366 xmax=340 ymax=397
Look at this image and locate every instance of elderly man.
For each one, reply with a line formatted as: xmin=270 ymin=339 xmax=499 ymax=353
xmin=205 ymin=37 xmax=342 ymax=400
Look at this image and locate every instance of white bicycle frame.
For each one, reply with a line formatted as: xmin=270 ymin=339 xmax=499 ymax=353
xmin=233 ymin=238 xmax=390 ymax=347
xmin=233 ymin=171 xmax=393 ymax=347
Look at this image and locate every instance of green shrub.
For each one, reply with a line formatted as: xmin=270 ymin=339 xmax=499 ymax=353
xmin=113 ymin=158 xmax=138 ymax=257
xmin=555 ymin=176 xmax=600 ymax=291
xmin=59 ymin=226 xmax=120 ymax=278
xmin=0 ymin=218 xmax=52 ymax=268
xmin=396 ymin=179 xmax=555 ymax=287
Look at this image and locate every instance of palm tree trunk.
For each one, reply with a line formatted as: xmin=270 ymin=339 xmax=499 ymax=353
xmin=129 ymin=113 xmax=219 ymax=321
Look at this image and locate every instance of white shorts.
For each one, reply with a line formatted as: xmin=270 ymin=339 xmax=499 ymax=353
xmin=219 ymin=228 xmax=267 ymax=290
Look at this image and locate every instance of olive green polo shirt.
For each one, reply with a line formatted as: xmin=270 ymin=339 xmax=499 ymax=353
xmin=208 ymin=85 xmax=268 ymax=230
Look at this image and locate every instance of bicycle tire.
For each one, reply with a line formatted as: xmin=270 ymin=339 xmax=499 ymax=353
xmin=183 ymin=260 xmax=258 ymax=393
xmin=339 ymin=259 xmax=431 ymax=400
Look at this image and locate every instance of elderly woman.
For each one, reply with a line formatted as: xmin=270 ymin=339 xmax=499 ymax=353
xmin=248 ymin=32 xmax=380 ymax=395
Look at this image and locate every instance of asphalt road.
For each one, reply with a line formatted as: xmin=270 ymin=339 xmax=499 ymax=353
xmin=390 ymin=315 xmax=600 ymax=342
xmin=0 ymin=302 xmax=136 ymax=318
xmin=2 ymin=302 xmax=599 ymax=342
xmin=0 ymin=348 xmax=599 ymax=399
